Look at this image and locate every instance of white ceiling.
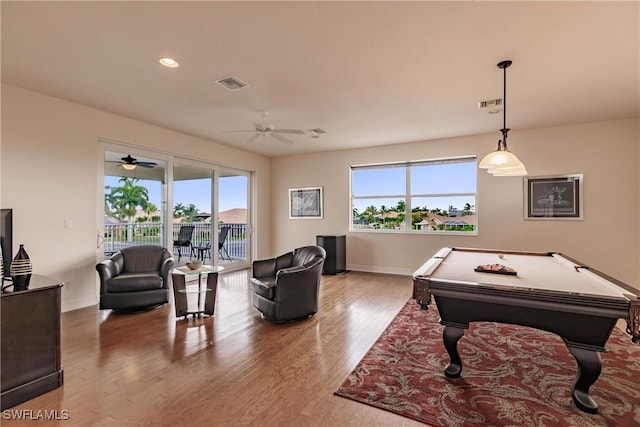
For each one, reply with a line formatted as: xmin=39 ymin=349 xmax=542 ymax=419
xmin=2 ymin=1 xmax=638 ymax=158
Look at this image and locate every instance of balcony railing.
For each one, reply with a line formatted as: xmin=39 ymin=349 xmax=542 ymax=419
xmin=103 ymin=222 xmax=247 ymax=262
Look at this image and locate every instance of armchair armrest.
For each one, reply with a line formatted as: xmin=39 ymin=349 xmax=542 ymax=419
xmin=253 ymin=258 xmax=277 ymax=279
xmin=160 ymin=252 xmax=175 ymax=289
xmin=96 ymin=252 xmax=124 ymax=294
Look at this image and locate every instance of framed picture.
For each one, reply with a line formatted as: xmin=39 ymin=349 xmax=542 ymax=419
xmin=524 ymin=174 xmax=583 ymax=220
xmin=289 ymin=187 xmax=323 ymax=219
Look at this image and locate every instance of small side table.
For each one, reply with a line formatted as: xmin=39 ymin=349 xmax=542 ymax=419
xmin=171 ymin=265 xmax=224 ymax=319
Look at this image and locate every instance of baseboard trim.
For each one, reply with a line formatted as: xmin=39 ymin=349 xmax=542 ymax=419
xmin=62 ymin=296 xmax=97 ymax=313
xmin=346 ymin=264 xmax=413 ymax=276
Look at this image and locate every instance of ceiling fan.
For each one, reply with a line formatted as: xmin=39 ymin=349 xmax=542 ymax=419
xmin=109 ymin=155 xmax=157 ymax=170
xmin=223 ymin=111 xmax=305 ymax=145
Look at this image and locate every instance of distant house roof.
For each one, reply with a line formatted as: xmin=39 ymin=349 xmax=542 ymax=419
xmin=374 ymin=211 xmax=400 ymax=220
xmin=104 ymin=215 xmax=124 ymax=224
xmin=218 ymin=208 xmax=247 ymax=224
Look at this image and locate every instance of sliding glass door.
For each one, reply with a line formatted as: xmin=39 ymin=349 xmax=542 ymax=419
xmin=99 ymin=143 xmax=252 ymax=271
xmin=102 ymin=150 xmax=167 ymax=259
xmin=218 ymin=169 xmax=251 ymax=269
xmin=172 ymin=160 xmax=214 ymax=267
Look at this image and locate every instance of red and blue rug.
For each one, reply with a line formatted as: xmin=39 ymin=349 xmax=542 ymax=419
xmin=336 ymin=300 xmax=640 ymax=426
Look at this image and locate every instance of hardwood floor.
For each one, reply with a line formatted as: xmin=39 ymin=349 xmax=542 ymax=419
xmin=3 ymin=270 xmax=425 ymax=426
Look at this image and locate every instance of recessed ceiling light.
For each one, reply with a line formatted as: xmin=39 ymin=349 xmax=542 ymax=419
xmin=159 ymin=57 xmax=179 ymax=68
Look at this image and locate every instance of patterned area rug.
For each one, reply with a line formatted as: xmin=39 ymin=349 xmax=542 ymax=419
xmin=335 ymin=299 xmax=640 ymax=426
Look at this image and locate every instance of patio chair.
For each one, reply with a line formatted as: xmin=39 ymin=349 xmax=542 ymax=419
xmin=173 ymin=225 xmax=194 ymax=261
xmin=218 ymin=226 xmax=231 ymax=260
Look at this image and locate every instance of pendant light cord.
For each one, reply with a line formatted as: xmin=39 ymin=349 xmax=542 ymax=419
xmin=498 ymin=60 xmax=512 ymax=151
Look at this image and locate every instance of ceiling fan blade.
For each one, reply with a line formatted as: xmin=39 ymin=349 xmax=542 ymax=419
xmin=245 ymin=134 xmax=260 ymax=144
xmin=136 ymin=162 xmax=157 ymax=168
xmin=270 ymin=133 xmax=295 ymax=145
xmin=272 ymin=129 xmax=305 ymax=135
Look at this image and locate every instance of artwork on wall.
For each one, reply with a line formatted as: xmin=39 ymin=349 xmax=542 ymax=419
xmin=524 ymin=174 xmax=583 ymax=220
xmin=289 ymin=187 xmax=323 ymax=219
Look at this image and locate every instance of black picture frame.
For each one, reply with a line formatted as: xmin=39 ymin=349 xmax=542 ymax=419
xmin=289 ymin=187 xmax=323 ymax=219
xmin=524 ymin=174 xmax=583 ymax=220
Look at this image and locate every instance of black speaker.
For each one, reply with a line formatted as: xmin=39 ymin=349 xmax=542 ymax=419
xmin=316 ymin=235 xmax=346 ymax=275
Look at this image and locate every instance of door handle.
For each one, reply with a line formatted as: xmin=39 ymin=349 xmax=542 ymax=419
xmin=97 ymin=230 xmax=104 ymax=248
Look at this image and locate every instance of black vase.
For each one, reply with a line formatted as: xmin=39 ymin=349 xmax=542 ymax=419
xmin=10 ymin=244 xmax=32 ymax=291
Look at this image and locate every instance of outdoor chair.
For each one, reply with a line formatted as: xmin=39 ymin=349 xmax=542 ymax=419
xmin=250 ymin=245 xmax=326 ymax=322
xmin=173 ymin=225 xmax=194 ymax=261
xmin=218 ymin=226 xmax=231 ymax=261
xmin=193 ymin=242 xmax=211 ymax=261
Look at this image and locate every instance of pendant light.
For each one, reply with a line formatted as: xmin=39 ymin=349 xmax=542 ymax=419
xmin=479 ymin=60 xmax=527 ymax=176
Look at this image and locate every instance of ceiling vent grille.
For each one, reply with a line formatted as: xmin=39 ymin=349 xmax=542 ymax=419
xmin=216 ymin=76 xmax=249 ymax=91
xmin=478 ymin=98 xmax=503 ymax=109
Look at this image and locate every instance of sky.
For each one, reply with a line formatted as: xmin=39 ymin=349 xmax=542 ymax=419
xmin=105 ymin=175 xmax=247 ymax=213
xmin=351 ymin=161 xmax=477 ymax=212
xmin=105 ymin=160 xmax=476 ymax=215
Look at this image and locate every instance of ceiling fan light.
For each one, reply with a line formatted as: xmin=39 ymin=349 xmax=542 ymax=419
xmin=122 ymin=163 xmax=136 ymax=170
xmin=159 ymin=57 xmax=179 ymax=68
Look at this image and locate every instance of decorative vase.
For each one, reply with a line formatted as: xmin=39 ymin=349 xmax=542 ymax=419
xmin=10 ymin=244 xmax=32 ymax=291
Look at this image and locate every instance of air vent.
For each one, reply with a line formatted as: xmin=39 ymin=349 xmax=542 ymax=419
xmin=478 ymin=98 xmax=503 ymax=109
xmin=215 ymin=76 xmax=249 ymax=91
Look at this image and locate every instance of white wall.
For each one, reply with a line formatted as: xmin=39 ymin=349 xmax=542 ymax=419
xmin=272 ymin=118 xmax=640 ymax=288
xmin=1 ymin=83 xmax=272 ymax=312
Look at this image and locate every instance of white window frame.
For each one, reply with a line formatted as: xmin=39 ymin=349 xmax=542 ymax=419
xmin=350 ymin=156 xmax=477 ymax=234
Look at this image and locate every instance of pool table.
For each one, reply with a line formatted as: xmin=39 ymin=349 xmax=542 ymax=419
xmin=412 ymin=247 xmax=640 ymax=414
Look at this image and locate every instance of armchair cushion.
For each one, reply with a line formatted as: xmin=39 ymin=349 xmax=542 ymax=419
xmin=250 ymin=277 xmax=276 ymax=300
xmin=106 ymin=273 xmax=165 ymax=293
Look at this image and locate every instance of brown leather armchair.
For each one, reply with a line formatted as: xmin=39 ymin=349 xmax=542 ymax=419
xmin=251 ymin=246 xmax=326 ymax=322
xmin=96 ymin=245 xmax=174 ymax=312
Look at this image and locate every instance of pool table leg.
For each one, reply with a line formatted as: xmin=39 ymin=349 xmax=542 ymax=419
xmin=442 ymin=325 xmax=465 ymax=378
xmin=567 ymin=346 xmax=602 ymax=414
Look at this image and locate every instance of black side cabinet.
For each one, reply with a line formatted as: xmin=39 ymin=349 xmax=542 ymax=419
xmin=1 ymin=277 xmax=64 ymax=410
xmin=316 ymin=235 xmax=346 ymax=275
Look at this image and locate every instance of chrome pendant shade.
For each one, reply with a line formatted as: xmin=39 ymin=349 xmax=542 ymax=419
xmin=479 ymin=60 xmax=527 ymax=176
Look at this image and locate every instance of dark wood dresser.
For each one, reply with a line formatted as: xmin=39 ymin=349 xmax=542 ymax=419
xmin=1 ymin=275 xmax=64 ymax=410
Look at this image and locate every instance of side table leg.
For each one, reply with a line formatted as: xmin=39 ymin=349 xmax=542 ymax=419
xmin=204 ymin=273 xmax=219 ymax=316
xmin=171 ymin=274 xmax=188 ymax=318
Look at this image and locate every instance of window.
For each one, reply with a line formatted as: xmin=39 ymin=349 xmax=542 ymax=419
xmin=351 ymin=157 xmax=477 ymax=233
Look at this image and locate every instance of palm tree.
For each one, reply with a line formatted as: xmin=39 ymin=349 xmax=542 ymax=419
xmin=173 ymin=203 xmax=186 ymax=219
xmin=182 ymin=203 xmax=200 ymax=222
xmin=106 ymin=177 xmax=149 ymax=223
xmin=145 ymin=202 xmax=158 ymax=222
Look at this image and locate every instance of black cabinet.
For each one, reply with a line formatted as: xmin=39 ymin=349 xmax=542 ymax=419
xmin=1 ymin=276 xmax=64 ymax=410
xmin=316 ymin=235 xmax=346 ymax=275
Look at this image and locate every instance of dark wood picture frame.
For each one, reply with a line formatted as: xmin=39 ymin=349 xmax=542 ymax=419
xmin=524 ymin=174 xmax=583 ymax=220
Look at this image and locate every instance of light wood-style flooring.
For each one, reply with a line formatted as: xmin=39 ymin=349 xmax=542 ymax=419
xmin=4 ymin=270 xmax=425 ymax=426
